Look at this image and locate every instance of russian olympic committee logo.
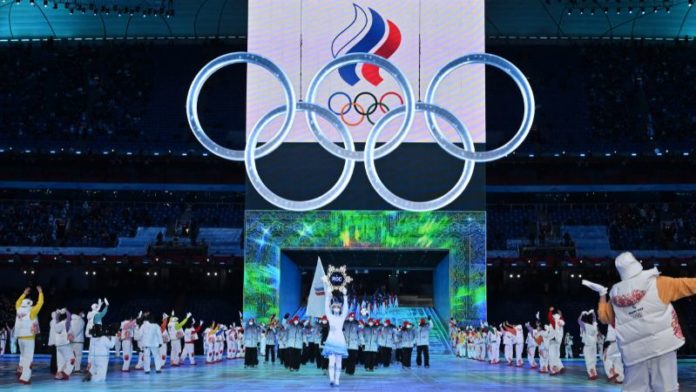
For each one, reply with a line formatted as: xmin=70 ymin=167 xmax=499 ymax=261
xmin=330 ymin=3 xmax=403 ymax=126
xmin=186 ymin=31 xmax=535 ymax=212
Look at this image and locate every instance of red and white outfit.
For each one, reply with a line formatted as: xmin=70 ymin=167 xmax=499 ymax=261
xmin=120 ymin=319 xmax=136 ymax=372
xmin=182 ymin=323 xmax=202 ymax=365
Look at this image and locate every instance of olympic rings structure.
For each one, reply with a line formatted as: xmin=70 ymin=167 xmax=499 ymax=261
xmin=186 ymin=51 xmax=535 ymax=212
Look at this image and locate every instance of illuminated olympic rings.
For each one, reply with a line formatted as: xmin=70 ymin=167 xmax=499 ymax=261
xmin=186 ymin=52 xmax=535 ymax=212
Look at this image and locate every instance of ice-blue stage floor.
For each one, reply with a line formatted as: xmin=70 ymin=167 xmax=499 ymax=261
xmin=1 ymin=354 xmax=696 ymax=391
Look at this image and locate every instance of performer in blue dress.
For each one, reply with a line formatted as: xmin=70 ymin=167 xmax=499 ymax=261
xmin=321 ymin=280 xmax=349 ymax=387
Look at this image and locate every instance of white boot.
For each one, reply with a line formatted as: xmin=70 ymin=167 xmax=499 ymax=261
xmin=328 ymin=366 xmax=335 ymax=386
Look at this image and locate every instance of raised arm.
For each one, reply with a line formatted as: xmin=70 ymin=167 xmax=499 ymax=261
xmin=16 ymin=287 xmax=30 ymax=311
xmin=577 ymin=312 xmax=586 ymax=333
xmin=65 ymin=309 xmax=72 ymax=332
xmin=657 ymin=276 xmax=696 ymax=304
xmin=177 ymin=313 xmax=192 ymax=329
xmin=323 ymin=280 xmax=332 ymax=316
xmin=341 ymin=288 xmax=349 ymax=317
xmin=94 ymin=298 xmax=108 ymax=324
xmin=30 ymin=287 xmax=44 ymax=319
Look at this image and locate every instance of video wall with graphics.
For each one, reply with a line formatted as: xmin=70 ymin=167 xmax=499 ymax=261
xmin=245 ymin=0 xmax=486 ymax=211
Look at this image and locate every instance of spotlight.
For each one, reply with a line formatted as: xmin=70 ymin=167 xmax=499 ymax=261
xmin=590 ymin=8 xmax=595 ymax=15
xmin=641 ymin=7 xmax=645 ymax=14
xmin=29 ymin=0 xmax=34 ymax=6
xmin=616 ymin=7 xmax=621 ymax=15
xmin=604 ymin=7 xmax=609 ymax=14
xmin=85 ymin=271 xmax=89 ymax=275
xmin=628 ymin=7 xmax=633 ymax=14
xmin=653 ymin=6 xmax=658 ymax=13
xmin=42 ymin=0 xmax=47 ymax=7
xmin=567 ymin=8 xmax=572 ymax=15
xmin=666 ymin=6 xmax=670 ymax=13
xmin=92 ymin=271 xmax=96 ymax=275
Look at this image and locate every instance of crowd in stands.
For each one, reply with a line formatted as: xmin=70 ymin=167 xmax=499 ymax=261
xmin=0 ymin=40 xmax=243 ymax=154
xmin=489 ymin=41 xmax=696 ymax=152
xmin=0 ymin=42 xmax=152 ymax=144
xmin=488 ymin=201 xmax=696 ymax=251
xmin=0 ymin=41 xmax=695 ymax=154
xmin=0 ymin=189 xmax=244 ymax=247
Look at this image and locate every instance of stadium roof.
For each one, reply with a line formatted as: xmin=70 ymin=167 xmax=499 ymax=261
xmin=0 ymin=0 xmax=693 ymax=41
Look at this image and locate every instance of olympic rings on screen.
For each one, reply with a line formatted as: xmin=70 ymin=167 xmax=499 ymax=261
xmin=328 ymin=91 xmax=402 ymax=126
xmin=186 ymin=51 xmax=535 ymax=212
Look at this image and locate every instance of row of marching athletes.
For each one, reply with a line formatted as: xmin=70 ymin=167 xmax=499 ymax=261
xmin=451 ymin=309 xmax=625 ymax=384
xmin=240 ymin=312 xmax=433 ymax=374
xmin=12 ymin=287 xmax=250 ymax=385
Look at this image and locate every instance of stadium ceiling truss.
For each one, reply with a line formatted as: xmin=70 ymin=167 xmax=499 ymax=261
xmin=0 ymin=0 xmax=694 ymax=41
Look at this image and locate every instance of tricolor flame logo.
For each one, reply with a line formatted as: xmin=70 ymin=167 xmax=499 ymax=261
xmin=331 ymin=3 xmax=402 ymax=87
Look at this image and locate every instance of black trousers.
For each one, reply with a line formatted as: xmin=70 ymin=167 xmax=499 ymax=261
xmin=50 ymin=346 xmax=57 ymax=374
xmin=382 ymin=347 xmax=392 ymax=367
xmin=278 ymin=347 xmax=286 ymax=365
xmin=306 ymin=343 xmax=316 ymax=363
xmin=357 ymin=346 xmax=364 ymax=364
xmin=416 ymin=345 xmax=430 ymax=367
xmin=245 ymin=347 xmax=258 ymax=366
xmin=346 ymin=349 xmax=358 ymax=374
xmin=265 ymin=344 xmax=276 ymax=363
xmin=402 ymin=347 xmax=413 ymax=368
xmin=363 ymin=351 xmax=377 ymax=370
xmin=315 ymin=345 xmax=325 ymax=369
xmin=288 ymin=347 xmax=301 ymax=370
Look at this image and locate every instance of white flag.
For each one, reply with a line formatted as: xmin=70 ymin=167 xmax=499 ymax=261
xmin=306 ymin=257 xmax=326 ymax=318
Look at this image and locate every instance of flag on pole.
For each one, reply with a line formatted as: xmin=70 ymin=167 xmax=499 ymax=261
xmin=306 ymin=257 xmax=326 ymax=318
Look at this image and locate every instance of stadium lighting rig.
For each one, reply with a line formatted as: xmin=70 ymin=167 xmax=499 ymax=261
xmin=561 ymin=0 xmax=682 ymax=15
xmin=14 ymin=0 xmax=175 ymax=18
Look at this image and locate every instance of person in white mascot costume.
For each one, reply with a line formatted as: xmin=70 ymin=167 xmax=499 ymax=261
xmin=583 ymin=251 xmax=696 ymax=391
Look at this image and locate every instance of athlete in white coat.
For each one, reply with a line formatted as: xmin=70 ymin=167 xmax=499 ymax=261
xmin=120 ymin=318 xmax=137 ymax=372
xmin=182 ymin=319 xmax=203 ymax=365
xmin=85 ymin=324 xmax=115 ymax=382
xmin=578 ymin=310 xmax=598 ymax=380
xmin=69 ymin=312 xmax=85 ymax=372
xmin=136 ymin=312 xmax=164 ymax=373
xmin=547 ymin=307 xmax=565 ymax=376
xmin=501 ymin=323 xmax=515 ymax=366
xmin=514 ymin=324 xmax=524 ymax=367
xmin=14 ymin=286 xmax=44 ymax=384
xmin=602 ymin=324 xmax=625 ymax=384
xmin=52 ymin=308 xmax=75 ymax=380
xmin=525 ymin=322 xmax=538 ymax=369
xmin=168 ymin=312 xmax=191 ymax=366
xmin=85 ymin=298 xmax=108 ymax=367
xmin=0 ymin=326 xmax=7 ymax=356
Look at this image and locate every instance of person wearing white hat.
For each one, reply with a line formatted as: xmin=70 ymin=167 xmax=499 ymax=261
xmin=14 ymin=286 xmax=44 ymax=384
xmin=583 ymin=251 xmax=696 ymax=391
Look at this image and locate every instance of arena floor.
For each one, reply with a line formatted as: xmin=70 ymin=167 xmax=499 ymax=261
xmin=1 ymin=354 xmax=695 ymax=391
